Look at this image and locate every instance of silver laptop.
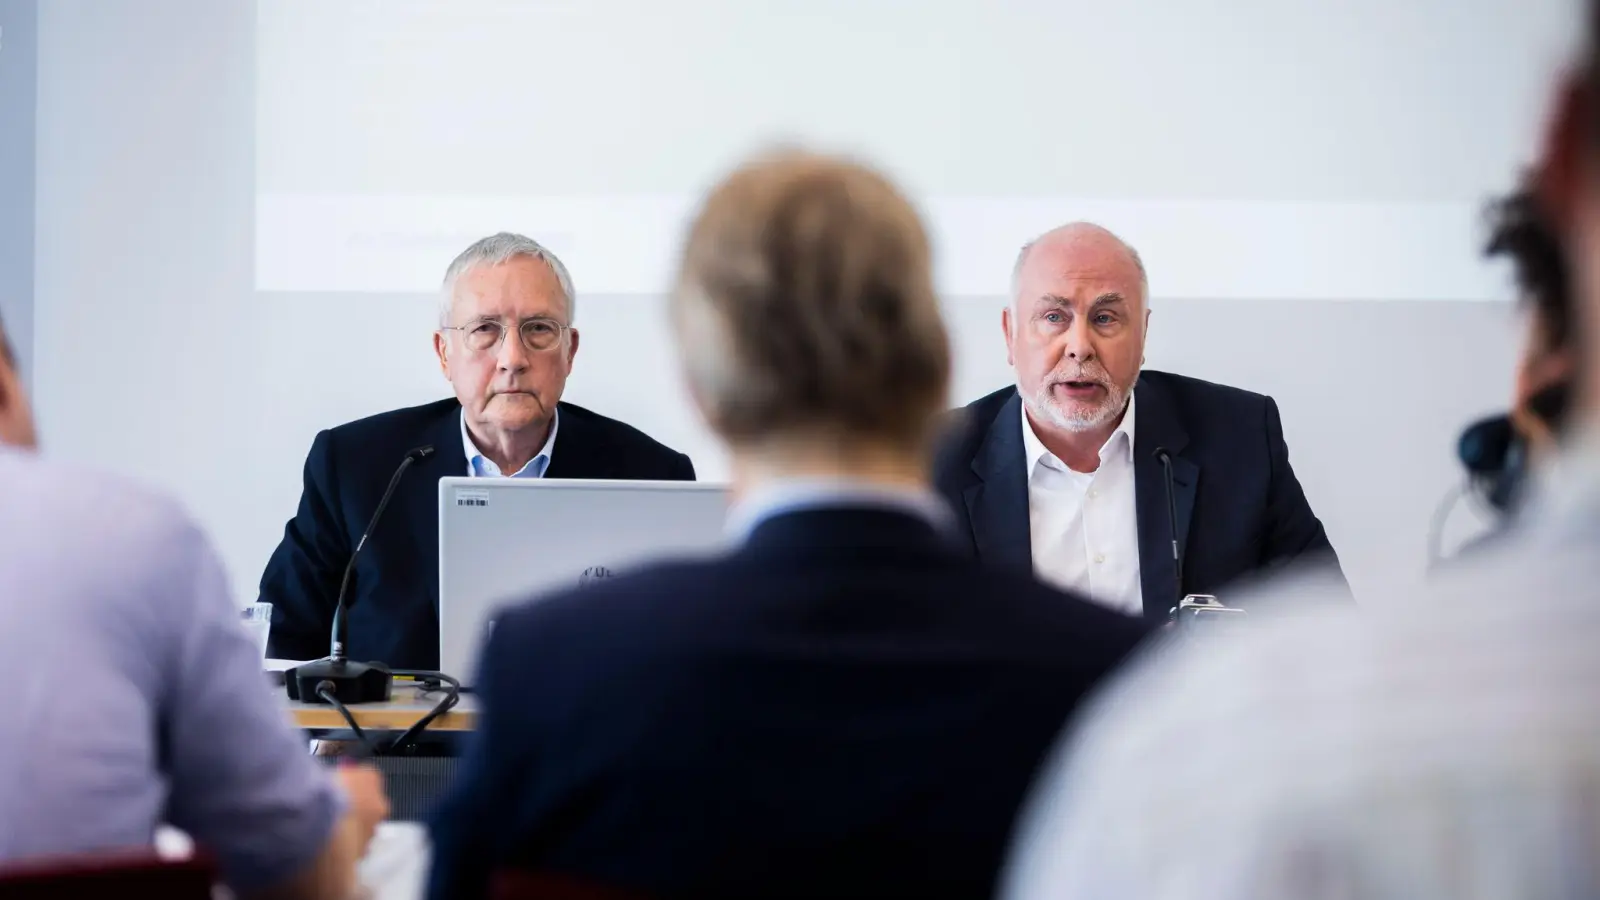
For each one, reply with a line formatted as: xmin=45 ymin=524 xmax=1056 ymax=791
xmin=437 ymin=478 xmax=731 ymax=684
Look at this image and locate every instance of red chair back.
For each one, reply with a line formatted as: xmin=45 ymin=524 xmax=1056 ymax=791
xmin=0 ymin=849 xmax=216 ymax=899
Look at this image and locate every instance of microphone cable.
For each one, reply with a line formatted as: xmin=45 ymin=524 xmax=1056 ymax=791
xmin=383 ymin=670 xmax=463 ymax=755
xmin=315 ymin=680 xmax=381 ymax=757
xmin=314 ymin=672 xmax=461 ymax=756
xmin=315 ymin=671 xmax=463 ymax=756
xmin=1425 ymin=480 xmax=1472 ymax=570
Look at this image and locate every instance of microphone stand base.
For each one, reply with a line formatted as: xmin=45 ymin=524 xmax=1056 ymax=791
xmin=285 ymin=658 xmax=393 ymax=704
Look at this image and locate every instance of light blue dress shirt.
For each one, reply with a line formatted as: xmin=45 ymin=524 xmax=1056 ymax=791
xmin=0 ymin=446 xmax=341 ymax=893
xmin=461 ymin=407 xmax=559 ymax=478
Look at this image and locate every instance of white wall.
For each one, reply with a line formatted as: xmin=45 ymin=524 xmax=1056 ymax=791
xmin=255 ymin=0 xmax=1570 ymax=302
xmin=34 ymin=0 xmax=1560 ymax=606
xmin=0 ymin=0 xmax=34 ymax=384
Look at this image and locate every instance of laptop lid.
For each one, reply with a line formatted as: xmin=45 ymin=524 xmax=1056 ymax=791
xmin=438 ymin=478 xmax=731 ymax=684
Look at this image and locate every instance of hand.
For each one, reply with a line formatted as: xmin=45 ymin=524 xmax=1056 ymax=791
xmin=335 ymin=763 xmax=390 ymax=856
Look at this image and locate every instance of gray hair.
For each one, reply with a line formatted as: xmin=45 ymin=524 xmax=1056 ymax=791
xmin=439 ymin=232 xmax=577 ymax=326
xmin=1010 ymin=223 xmax=1149 ymax=309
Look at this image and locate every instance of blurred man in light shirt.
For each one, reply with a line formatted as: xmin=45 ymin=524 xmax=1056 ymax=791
xmin=0 ymin=315 xmax=389 ymax=899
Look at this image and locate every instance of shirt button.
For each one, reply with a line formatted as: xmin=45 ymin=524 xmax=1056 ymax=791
xmin=1093 ymin=553 xmax=1105 ymax=564
xmin=1088 ymin=489 xmax=1098 ymax=499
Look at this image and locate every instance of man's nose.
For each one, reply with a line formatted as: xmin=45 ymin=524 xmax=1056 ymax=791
xmin=496 ymin=328 xmax=530 ymax=371
xmin=1062 ymin=318 xmax=1095 ymax=361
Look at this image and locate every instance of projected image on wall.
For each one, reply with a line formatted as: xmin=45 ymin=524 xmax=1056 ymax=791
xmin=256 ymin=0 xmax=1549 ymax=301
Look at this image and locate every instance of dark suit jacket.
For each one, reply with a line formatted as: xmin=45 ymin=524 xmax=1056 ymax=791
xmin=933 ymin=371 xmax=1345 ymax=618
xmin=260 ymin=398 xmax=695 ymax=670
xmin=426 ymin=506 xmax=1151 ymax=900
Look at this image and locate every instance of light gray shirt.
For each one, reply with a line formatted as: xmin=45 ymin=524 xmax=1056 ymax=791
xmin=0 ymin=447 xmax=342 ymax=892
xmin=1002 ymin=426 xmax=1600 ymax=900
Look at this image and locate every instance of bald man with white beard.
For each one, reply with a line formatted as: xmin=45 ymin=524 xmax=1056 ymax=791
xmin=933 ymin=222 xmax=1347 ymax=618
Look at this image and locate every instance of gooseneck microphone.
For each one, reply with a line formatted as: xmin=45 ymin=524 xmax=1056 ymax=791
xmin=1153 ymin=447 xmax=1184 ymax=610
xmin=329 ymin=444 xmax=436 ymax=658
xmin=288 ymin=445 xmax=435 ymax=707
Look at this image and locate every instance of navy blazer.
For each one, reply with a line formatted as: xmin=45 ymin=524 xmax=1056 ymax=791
xmin=260 ymin=398 xmax=695 ymax=670
xmin=426 ymin=506 xmax=1151 ymax=900
xmin=933 ymin=371 xmax=1346 ymax=617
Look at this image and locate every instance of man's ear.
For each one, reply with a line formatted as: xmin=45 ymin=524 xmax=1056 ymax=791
xmin=434 ymin=331 xmax=451 ymax=378
xmin=1539 ymin=344 xmax=1579 ymax=391
xmin=565 ymin=328 xmax=580 ymax=367
xmin=0 ymin=354 xmax=38 ymax=449
xmin=1001 ymin=306 xmax=1016 ymax=367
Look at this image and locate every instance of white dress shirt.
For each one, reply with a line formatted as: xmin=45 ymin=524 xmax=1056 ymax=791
xmin=1001 ymin=427 xmax=1600 ymax=900
xmin=460 ymin=408 xmax=559 ymax=478
xmin=1021 ymin=395 xmax=1143 ymax=616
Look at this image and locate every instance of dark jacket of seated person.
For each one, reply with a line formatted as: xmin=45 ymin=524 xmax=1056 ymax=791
xmin=260 ymin=397 xmax=695 ymax=671
xmin=933 ymin=371 xmax=1347 ymax=616
xmin=426 ymin=499 xmax=1152 ymax=900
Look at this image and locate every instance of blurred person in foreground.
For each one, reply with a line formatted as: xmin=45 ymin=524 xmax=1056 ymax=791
xmin=261 ymin=232 xmax=696 ymax=671
xmin=999 ymin=18 xmax=1600 ymax=899
xmin=933 ymin=222 xmax=1345 ymax=619
xmin=426 ymin=152 xmax=1151 ymax=900
xmin=0 ymin=315 xmax=388 ymax=898
xmin=1495 ymin=185 xmax=1578 ymax=459
xmin=1449 ymin=179 xmax=1578 ymax=561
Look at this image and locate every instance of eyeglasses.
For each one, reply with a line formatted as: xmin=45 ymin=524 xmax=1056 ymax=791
xmin=440 ymin=317 xmax=571 ymax=354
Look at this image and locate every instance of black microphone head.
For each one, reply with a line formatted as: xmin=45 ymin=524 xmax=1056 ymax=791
xmin=1457 ymin=415 xmax=1514 ymax=475
xmin=407 ymin=445 xmax=436 ymax=462
xmin=1153 ymin=446 xmax=1172 ymax=463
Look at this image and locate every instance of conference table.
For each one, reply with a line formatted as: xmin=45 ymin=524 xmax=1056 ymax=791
xmin=275 ymin=668 xmax=480 ymax=824
xmin=274 ymin=670 xmax=462 ymax=900
xmin=284 ymin=678 xmax=481 ymax=732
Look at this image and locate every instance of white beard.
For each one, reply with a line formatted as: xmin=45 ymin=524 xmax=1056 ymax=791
xmin=1022 ymin=373 xmax=1134 ymax=434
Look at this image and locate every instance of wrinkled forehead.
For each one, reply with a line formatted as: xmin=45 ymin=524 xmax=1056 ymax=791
xmin=451 ymin=257 xmax=572 ymax=322
xmin=1015 ymin=238 xmax=1146 ymax=312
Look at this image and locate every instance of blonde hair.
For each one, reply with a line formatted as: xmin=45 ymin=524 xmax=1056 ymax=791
xmin=671 ymin=151 xmax=950 ymax=453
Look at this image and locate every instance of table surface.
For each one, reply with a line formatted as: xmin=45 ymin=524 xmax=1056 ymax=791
xmin=283 ymin=679 xmax=480 ymax=732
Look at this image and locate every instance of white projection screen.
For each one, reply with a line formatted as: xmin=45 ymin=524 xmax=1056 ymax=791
xmin=255 ymin=0 xmax=1570 ymax=303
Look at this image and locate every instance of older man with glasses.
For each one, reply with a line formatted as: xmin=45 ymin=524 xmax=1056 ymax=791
xmin=261 ymin=232 xmax=696 ymax=672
